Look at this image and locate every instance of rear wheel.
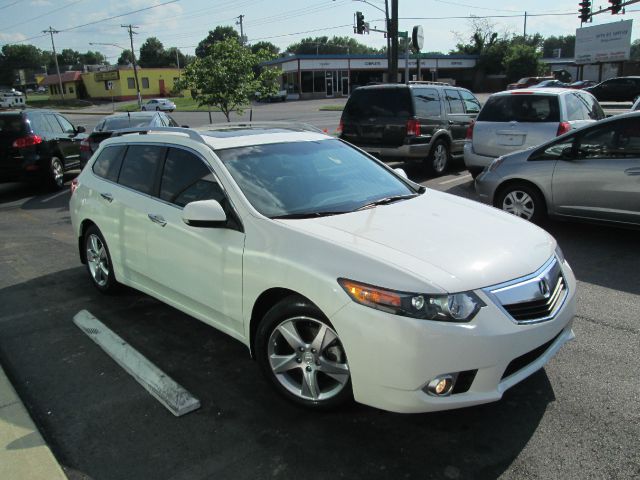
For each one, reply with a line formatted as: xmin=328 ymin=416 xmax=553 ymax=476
xmin=426 ymin=140 xmax=449 ymax=176
xmin=141 ymin=107 xmax=146 ymax=111
xmin=495 ymin=182 xmax=546 ymax=223
xmin=84 ymin=226 xmax=118 ymax=293
xmin=256 ymin=296 xmax=352 ymax=409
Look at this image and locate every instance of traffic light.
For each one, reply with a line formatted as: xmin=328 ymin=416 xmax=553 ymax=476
xmin=578 ymin=1 xmax=591 ymax=22
xmin=610 ymin=0 xmax=623 ymax=14
xmin=355 ymin=11 xmax=365 ymax=34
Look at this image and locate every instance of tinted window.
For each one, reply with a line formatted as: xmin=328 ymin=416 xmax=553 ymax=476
xmin=531 ymin=136 xmax=575 ymax=161
xmin=92 ymin=145 xmax=126 ymax=182
xmin=460 ymin=90 xmax=481 ymax=114
xmin=565 ymin=94 xmax=586 ymax=121
xmin=478 ymin=95 xmax=560 ymax=123
xmin=44 ymin=114 xmax=64 ymax=133
xmin=577 ymin=92 xmax=605 ymax=120
xmin=103 ymin=116 xmax=154 ymax=131
xmin=578 ymin=118 xmax=640 ymax=159
xmin=343 ymin=88 xmax=412 ymax=118
xmin=56 ymin=115 xmax=75 ymax=133
xmin=412 ymin=88 xmax=441 ymax=117
xmin=27 ymin=113 xmax=48 ymax=134
xmin=118 ymin=145 xmax=165 ymax=195
xmin=160 ymin=148 xmax=224 ymax=207
xmin=445 ymin=89 xmax=464 ymax=114
xmin=0 ymin=114 xmax=27 ymax=136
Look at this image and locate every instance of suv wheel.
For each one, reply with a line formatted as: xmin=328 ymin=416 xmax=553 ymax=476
xmin=426 ymin=140 xmax=449 ymax=176
xmin=49 ymin=156 xmax=64 ymax=190
xmin=495 ymin=183 xmax=546 ymax=223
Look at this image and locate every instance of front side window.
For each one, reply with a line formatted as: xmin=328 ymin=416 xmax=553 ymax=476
xmin=565 ymin=94 xmax=586 ymax=121
xmin=92 ymin=146 xmax=126 ymax=182
xmin=577 ymin=118 xmax=640 ymax=159
xmin=160 ymin=148 xmax=224 ymax=207
xmin=412 ymin=88 xmax=441 ymax=118
xmin=217 ymin=139 xmax=416 ymax=218
xmin=118 ymin=145 xmax=166 ymax=195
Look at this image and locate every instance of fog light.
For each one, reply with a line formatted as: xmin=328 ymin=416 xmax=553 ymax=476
xmin=426 ymin=374 xmax=454 ymax=397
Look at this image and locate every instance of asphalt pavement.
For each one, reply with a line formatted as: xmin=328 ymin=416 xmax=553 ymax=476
xmin=0 ymin=99 xmax=639 ymax=480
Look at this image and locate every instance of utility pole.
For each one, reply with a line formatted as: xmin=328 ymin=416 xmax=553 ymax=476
xmin=43 ymin=26 xmax=64 ymax=103
xmin=390 ymin=0 xmax=398 ymax=83
xmin=121 ymin=24 xmax=142 ymax=107
xmin=523 ymin=11 xmax=527 ymax=38
xmin=176 ymin=49 xmax=181 ymax=79
xmin=236 ymin=15 xmax=245 ymax=45
xmin=385 ymin=0 xmax=390 ymax=82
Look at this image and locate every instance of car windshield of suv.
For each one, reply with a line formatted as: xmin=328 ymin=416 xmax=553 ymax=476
xmin=477 ymin=95 xmax=560 ymax=123
xmin=101 ymin=116 xmax=153 ymax=131
xmin=343 ymin=88 xmax=412 ymax=118
xmin=216 ymin=139 xmax=418 ymax=218
xmin=0 ymin=115 xmax=26 ymax=136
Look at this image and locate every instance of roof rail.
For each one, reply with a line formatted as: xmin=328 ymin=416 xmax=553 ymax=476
xmin=407 ymin=81 xmax=451 ymax=86
xmin=110 ymin=127 xmax=206 ymax=144
xmin=203 ymin=121 xmax=323 ymax=134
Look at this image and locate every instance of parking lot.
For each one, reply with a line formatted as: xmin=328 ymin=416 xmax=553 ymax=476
xmin=1 ymin=100 xmax=639 ymax=479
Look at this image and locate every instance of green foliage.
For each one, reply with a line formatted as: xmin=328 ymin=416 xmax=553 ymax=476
xmin=542 ymin=35 xmax=575 ymax=58
xmin=176 ymin=38 xmax=279 ymax=121
xmin=251 ymin=41 xmax=280 ymax=56
xmin=0 ymin=44 xmax=45 ymax=85
xmin=139 ymin=37 xmax=166 ymax=68
xmin=117 ymin=49 xmax=134 ymax=66
xmin=195 ymin=26 xmax=240 ymax=58
xmin=286 ymin=36 xmax=381 ymax=55
xmin=79 ymin=51 xmax=106 ymax=65
xmin=504 ymin=44 xmax=544 ymax=82
xmin=631 ymin=39 xmax=640 ymax=61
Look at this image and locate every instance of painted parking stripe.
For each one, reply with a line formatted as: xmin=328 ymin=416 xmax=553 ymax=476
xmin=41 ymin=190 xmax=68 ymax=203
xmin=439 ymin=174 xmax=472 ymax=185
xmin=73 ymin=310 xmax=200 ymax=417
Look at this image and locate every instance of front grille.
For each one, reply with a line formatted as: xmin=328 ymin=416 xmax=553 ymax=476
xmin=503 ymin=274 xmax=566 ymax=322
xmin=501 ymin=331 xmax=562 ymax=380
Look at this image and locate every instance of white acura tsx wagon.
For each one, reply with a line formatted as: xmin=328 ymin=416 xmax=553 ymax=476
xmin=69 ymin=124 xmax=576 ymax=413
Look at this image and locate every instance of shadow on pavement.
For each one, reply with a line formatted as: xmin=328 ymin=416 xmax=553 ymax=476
xmin=0 ymin=267 xmax=556 ymax=480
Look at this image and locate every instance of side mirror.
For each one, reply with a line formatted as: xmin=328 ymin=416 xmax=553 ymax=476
xmin=75 ymin=125 xmax=86 ymax=133
xmin=182 ymin=199 xmax=227 ymax=228
xmin=394 ymin=168 xmax=408 ymax=179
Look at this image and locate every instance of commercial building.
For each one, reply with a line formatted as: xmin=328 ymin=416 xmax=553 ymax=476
xmin=262 ymin=54 xmax=478 ymax=99
xmin=81 ymin=67 xmax=182 ymax=101
xmin=42 ymin=71 xmax=85 ymax=100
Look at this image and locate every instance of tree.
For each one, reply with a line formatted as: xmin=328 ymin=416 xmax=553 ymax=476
xmin=0 ymin=44 xmax=45 ymax=85
xmin=451 ymin=18 xmax=499 ymax=55
xmin=542 ymin=35 xmax=575 ymax=58
xmin=117 ymin=49 xmax=134 ymax=66
xmin=286 ymin=35 xmax=380 ymax=55
xmin=195 ymin=26 xmax=239 ymax=57
xmin=177 ymin=37 xmax=279 ymax=122
xmin=79 ymin=50 xmax=106 ymax=65
xmin=631 ymin=39 xmax=640 ymax=60
xmin=57 ymin=48 xmax=80 ymax=67
xmin=504 ymin=44 xmax=544 ymax=82
xmin=164 ymin=47 xmax=192 ymax=68
xmin=251 ymin=41 xmax=279 ymax=57
xmin=139 ymin=37 xmax=166 ymax=68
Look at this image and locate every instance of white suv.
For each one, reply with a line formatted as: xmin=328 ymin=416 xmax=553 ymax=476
xmin=70 ymin=124 xmax=576 ymax=413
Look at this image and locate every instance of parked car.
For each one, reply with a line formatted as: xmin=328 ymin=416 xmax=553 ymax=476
xmin=141 ymin=98 xmax=176 ymax=112
xmin=255 ymin=89 xmax=287 ymax=102
xmin=506 ymin=76 xmax=554 ymax=90
xmin=475 ymin=112 xmax=640 ymax=227
xmin=532 ymin=80 xmax=568 ymax=89
xmin=584 ymin=76 xmax=640 ymax=102
xmin=339 ymin=82 xmax=481 ymax=175
xmin=80 ymin=111 xmax=180 ymax=168
xmin=464 ymin=88 xmax=604 ymax=178
xmin=568 ymin=80 xmax=597 ymax=89
xmin=70 ymin=124 xmax=576 ymax=412
xmin=0 ymin=109 xmax=85 ymax=189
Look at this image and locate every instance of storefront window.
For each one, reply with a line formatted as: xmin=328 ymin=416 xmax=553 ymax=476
xmin=313 ymin=71 xmax=324 ymax=93
xmin=301 ymin=72 xmax=313 ymax=93
xmin=127 ymin=78 xmax=135 ymax=89
xmin=285 ymin=72 xmax=299 ymax=93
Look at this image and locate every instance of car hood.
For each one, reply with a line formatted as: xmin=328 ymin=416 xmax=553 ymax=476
xmin=278 ymin=189 xmax=555 ymax=293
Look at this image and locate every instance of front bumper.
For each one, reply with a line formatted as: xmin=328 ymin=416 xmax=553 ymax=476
xmin=330 ymin=260 xmax=576 ymax=413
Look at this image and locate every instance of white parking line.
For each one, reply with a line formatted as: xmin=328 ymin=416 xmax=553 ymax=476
xmin=73 ymin=310 xmax=200 ymax=417
xmin=439 ymin=174 xmax=472 ymax=185
xmin=41 ymin=190 xmax=68 ymax=203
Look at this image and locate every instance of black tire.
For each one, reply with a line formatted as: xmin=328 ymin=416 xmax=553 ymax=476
xmin=156 ymin=107 xmax=160 ymax=111
xmin=468 ymin=167 xmax=483 ymax=180
xmin=426 ymin=139 xmax=450 ymax=176
xmin=141 ymin=107 xmax=146 ymax=111
xmin=495 ymin=182 xmax=547 ymax=223
xmin=83 ymin=225 xmax=119 ymax=294
xmin=255 ymin=295 xmax=352 ymax=409
xmin=48 ymin=156 xmax=65 ymax=190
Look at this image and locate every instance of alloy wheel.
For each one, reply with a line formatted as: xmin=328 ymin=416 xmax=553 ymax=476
xmin=267 ymin=316 xmax=349 ymax=401
xmin=86 ymin=233 xmax=109 ymax=287
xmin=51 ymin=158 xmax=64 ymax=188
xmin=502 ymin=190 xmax=535 ymax=219
xmin=432 ymin=144 xmax=448 ymax=173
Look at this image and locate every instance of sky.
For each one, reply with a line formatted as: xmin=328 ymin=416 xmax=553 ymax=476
xmin=0 ymin=0 xmax=639 ymax=62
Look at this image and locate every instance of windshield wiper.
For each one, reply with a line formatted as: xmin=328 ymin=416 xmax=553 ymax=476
xmin=355 ymin=193 xmax=419 ymax=211
xmin=271 ymin=211 xmax=351 ymax=219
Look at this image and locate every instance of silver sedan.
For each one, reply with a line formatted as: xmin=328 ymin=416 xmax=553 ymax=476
xmin=475 ymin=112 xmax=640 ymax=227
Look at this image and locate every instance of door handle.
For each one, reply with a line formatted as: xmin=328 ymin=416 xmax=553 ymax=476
xmin=100 ymin=192 xmax=113 ymax=202
xmin=624 ymin=168 xmax=640 ymax=176
xmin=147 ymin=213 xmax=167 ymax=227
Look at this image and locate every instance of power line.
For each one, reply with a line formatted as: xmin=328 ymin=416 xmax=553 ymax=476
xmin=248 ymin=23 xmax=353 ymax=42
xmin=0 ymin=0 xmax=85 ymax=31
xmin=0 ymin=1 xmax=19 ymax=11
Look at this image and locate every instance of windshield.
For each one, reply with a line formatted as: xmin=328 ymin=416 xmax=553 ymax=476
xmin=216 ymin=139 xmax=417 ymax=218
xmin=478 ymin=95 xmax=560 ymax=123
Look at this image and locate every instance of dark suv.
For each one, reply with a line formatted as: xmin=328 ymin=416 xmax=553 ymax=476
xmin=584 ymin=76 xmax=640 ymax=102
xmin=339 ymin=83 xmax=480 ymax=175
xmin=0 ymin=109 xmax=86 ymax=189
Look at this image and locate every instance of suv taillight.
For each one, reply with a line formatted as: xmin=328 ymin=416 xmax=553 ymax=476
xmin=557 ymin=121 xmax=571 ymax=136
xmin=337 ymin=118 xmax=344 ymax=134
xmin=12 ymin=134 xmax=42 ymax=149
xmin=406 ymin=118 xmax=420 ymax=136
xmin=70 ymin=177 xmax=79 ymax=195
xmin=80 ymin=138 xmax=91 ymax=152
xmin=466 ymin=120 xmax=475 ymax=140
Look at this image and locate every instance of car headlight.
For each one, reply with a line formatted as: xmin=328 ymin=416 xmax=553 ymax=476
xmin=338 ymin=278 xmax=485 ymax=322
xmin=555 ymin=245 xmax=565 ymax=264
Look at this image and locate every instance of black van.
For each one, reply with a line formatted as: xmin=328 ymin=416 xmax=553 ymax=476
xmin=0 ymin=109 xmax=86 ymax=190
xmin=339 ymin=82 xmax=480 ymax=175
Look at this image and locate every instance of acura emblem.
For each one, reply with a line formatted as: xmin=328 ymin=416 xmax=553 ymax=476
xmin=539 ymin=279 xmax=550 ymax=298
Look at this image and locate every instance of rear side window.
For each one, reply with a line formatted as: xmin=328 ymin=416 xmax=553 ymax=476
xmin=44 ymin=114 xmax=64 ymax=134
xmin=445 ymin=89 xmax=465 ymax=114
xmin=0 ymin=115 xmax=26 ymax=136
xmin=92 ymin=146 xmax=126 ymax=182
xmin=118 ymin=145 xmax=166 ymax=195
xmin=460 ymin=90 xmax=481 ymax=114
xmin=160 ymin=148 xmax=224 ymax=207
xmin=577 ymin=93 xmax=605 ymax=120
xmin=412 ymin=88 xmax=441 ymax=117
xmin=565 ymin=94 xmax=586 ymax=121
xmin=344 ymin=88 xmax=412 ymax=118
xmin=27 ymin=113 xmax=48 ymax=134
xmin=478 ymin=95 xmax=560 ymax=123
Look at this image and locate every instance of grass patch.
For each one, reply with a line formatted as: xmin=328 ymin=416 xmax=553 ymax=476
xmin=26 ymin=94 xmax=98 ymax=110
xmin=116 ymin=97 xmax=233 ymax=112
xmin=319 ymin=105 xmax=344 ymax=111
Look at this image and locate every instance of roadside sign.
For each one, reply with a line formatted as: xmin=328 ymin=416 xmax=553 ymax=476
xmin=106 ymin=81 xmax=113 ymax=90
xmin=412 ymin=26 xmax=424 ymax=51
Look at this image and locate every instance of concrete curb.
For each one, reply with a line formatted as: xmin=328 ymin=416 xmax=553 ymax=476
xmin=0 ymin=364 xmax=67 ymax=480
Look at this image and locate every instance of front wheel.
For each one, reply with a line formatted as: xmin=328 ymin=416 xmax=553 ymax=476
xmin=426 ymin=140 xmax=450 ymax=176
xmin=49 ymin=156 xmax=64 ymax=190
xmin=495 ymin=183 xmax=546 ymax=223
xmin=256 ymin=296 xmax=352 ymax=409
xmin=84 ymin=226 xmax=118 ymax=293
